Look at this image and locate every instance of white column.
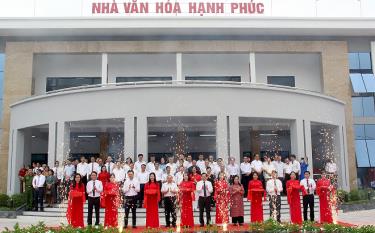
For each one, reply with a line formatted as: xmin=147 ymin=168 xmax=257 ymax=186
xmin=56 ymin=122 xmax=70 ymax=163
xmin=229 ymin=116 xmax=240 ymax=163
xmin=216 ymin=115 xmax=229 ymax=163
xmin=176 ymin=53 xmax=182 ymax=82
xmin=102 ymin=53 xmax=108 ymax=85
xmin=7 ymin=129 xmax=25 ymax=194
xmin=249 ymin=53 xmax=256 ymax=83
xmin=124 ymin=117 xmax=135 ymax=158
xmin=304 ymin=120 xmax=313 ymax=174
xmin=136 ymin=116 xmax=148 ymax=162
xmin=290 ymin=119 xmax=305 ymax=160
xmin=47 ymin=122 xmax=57 ymax=168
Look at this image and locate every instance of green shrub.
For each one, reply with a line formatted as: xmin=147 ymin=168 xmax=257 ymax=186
xmin=337 ymin=189 xmax=349 ymax=203
xmin=349 ymin=190 xmax=362 ymax=201
xmin=11 ymin=193 xmax=27 ymax=208
xmin=0 ymin=193 xmax=10 ymax=207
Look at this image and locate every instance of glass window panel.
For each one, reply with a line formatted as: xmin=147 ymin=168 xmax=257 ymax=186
xmin=363 ymin=97 xmax=375 ymax=117
xmin=355 ymin=124 xmax=365 ymax=140
xmin=0 ymin=72 xmax=3 ymax=99
xmin=116 ymin=76 xmax=172 ymax=83
xmin=359 ymin=53 xmax=372 ymax=70
xmin=362 ymin=74 xmax=375 ymax=92
xmin=350 ymin=73 xmax=367 ymax=93
xmin=355 ymin=140 xmax=370 ymax=167
xmin=366 ymin=140 xmax=375 ymax=167
xmin=267 ymin=76 xmax=295 ymax=87
xmin=185 ymin=76 xmax=241 ymax=82
xmin=352 ymin=97 xmax=363 ymax=117
xmin=46 ymin=77 xmax=101 ymax=92
xmin=365 ymin=125 xmax=375 ymax=140
xmin=348 ymin=53 xmax=360 ymax=70
xmin=0 ymin=54 xmax=4 ymax=71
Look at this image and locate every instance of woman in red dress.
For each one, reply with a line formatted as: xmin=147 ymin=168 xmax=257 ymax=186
xmin=98 ymin=166 xmax=110 ymax=208
xmin=66 ymin=174 xmax=85 ymax=228
xmin=144 ymin=172 xmax=161 ymax=228
xmin=214 ymin=172 xmax=230 ymax=226
xmin=286 ymin=171 xmax=305 ymax=224
xmin=189 ymin=167 xmax=201 ymax=211
xmin=247 ymin=172 xmax=266 ymax=223
xmin=104 ymin=174 xmax=120 ymax=228
xmin=179 ymin=173 xmax=195 ymax=228
xmin=229 ymin=175 xmax=244 ymax=226
xmin=316 ymin=172 xmax=335 ymax=224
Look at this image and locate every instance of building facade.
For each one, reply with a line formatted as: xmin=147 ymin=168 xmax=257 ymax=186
xmin=1 ymin=0 xmax=375 ymax=194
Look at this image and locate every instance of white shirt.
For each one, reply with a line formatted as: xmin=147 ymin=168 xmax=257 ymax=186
xmin=300 ymin=178 xmax=316 ymax=195
xmin=53 ymin=166 xmax=64 ymax=180
xmin=227 ymin=164 xmax=240 ymax=176
xmin=32 ymin=175 xmax=46 ymax=188
xmin=64 ymin=164 xmax=75 ymax=178
xmin=273 ymin=161 xmax=285 ymax=178
xmin=196 ymin=160 xmax=206 ymax=172
xmin=162 ymin=173 xmax=176 ymax=183
xmin=284 ymin=163 xmax=293 ymax=174
xmin=134 ymin=160 xmax=146 ymax=173
xmin=183 ymin=160 xmax=190 ymax=169
xmin=251 ymin=160 xmax=263 ymax=173
xmin=154 ymin=169 xmax=163 ymax=182
xmin=166 ymin=163 xmax=178 ymax=175
xmin=240 ymin=162 xmax=252 ymax=175
xmin=105 ymin=162 xmax=115 ymax=174
xmin=77 ymin=162 xmax=88 ymax=177
xmin=266 ymin=178 xmax=283 ymax=196
xmin=146 ymin=162 xmax=156 ymax=173
xmin=175 ymin=172 xmax=184 ymax=185
xmin=86 ymin=180 xmax=103 ymax=197
xmin=123 ymin=164 xmax=131 ymax=174
xmin=196 ymin=180 xmax=213 ymax=197
xmin=113 ymin=168 xmax=125 ymax=182
xmin=161 ymin=182 xmax=179 ymax=197
xmin=325 ymin=162 xmax=337 ymax=174
xmin=123 ymin=178 xmax=140 ymax=196
xmin=185 ymin=161 xmax=193 ymax=169
xmin=137 ymin=171 xmax=149 ymax=184
xmin=291 ymin=160 xmax=301 ymax=174
xmin=263 ymin=162 xmax=276 ymax=179
xmin=87 ymin=162 xmax=101 ymax=175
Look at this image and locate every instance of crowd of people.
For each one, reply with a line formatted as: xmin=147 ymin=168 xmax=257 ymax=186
xmin=17 ymin=153 xmax=338 ymax=229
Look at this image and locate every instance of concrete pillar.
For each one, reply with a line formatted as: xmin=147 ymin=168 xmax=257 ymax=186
xmin=56 ymin=122 xmax=70 ymax=163
xmin=136 ymin=116 xmax=148 ymax=162
xmin=304 ymin=120 xmax=313 ymax=174
xmin=290 ymin=119 xmax=305 ymax=160
xmin=250 ymin=53 xmax=256 ymax=83
xmin=7 ymin=129 xmax=25 ymax=194
xmin=124 ymin=116 xmax=135 ymax=158
xmin=216 ymin=115 xmax=229 ymax=162
xmin=229 ymin=116 xmax=240 ymax=163
xmin=102 ymin=53 xmax=108 ymax=85
xmin=47 ymin=122 xmax=57 ymax=168
xmin=336 ymin=125 xmax=350 ymax=191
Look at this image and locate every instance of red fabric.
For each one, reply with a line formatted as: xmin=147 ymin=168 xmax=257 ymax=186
xmin=144 ymin=182 xmax=160 ymax=228
xmin=286 ymin=180 xmax=303 ymax=224
xmin=229 ymin=184 xmax=244 ymax=218
xmin=18 ymin=168 xmax=27 ymax=177
xmin=98 ymin=172 xmax=110 ymax=208
xmin=104 ymin=182 xmax=120 ymax=228
xmin=66 ymin=184 xmax=85 ymax=228
xmin=247 ymin=180 xmax=265 ymax=223
xmin=316 ymin=178 xmax=334 ymax=224
xmin=179 ymin=181 xmax=195 ymax=227
xmin=214 ymin=180 xmax=230 ymax=225
xmin=188 ymin=173 xmax=201 ymax=185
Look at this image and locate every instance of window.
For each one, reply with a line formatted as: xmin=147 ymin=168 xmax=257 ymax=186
xmin=367 ymin=140 xmax=375 ymax=167
xmin=185 ymin=76 xmax=241 ymax=82
xmin=46 ymin=77 xmax=101 ymax=92
xmin=349 ymin=52 xmax=372 ymax=73
xmin=358 ymin=53 xmax=372 ymax=70
xmin=267 ymin=76 xmax=295 ymax=87
xmin=349 ymin=53 xmax=360 ymax=70
xmin=362 ymin=74 xmax=375 ymax=92
xmin=363 ymin=97 xmax=375 ymax=117
xmin=365 ymin=125 xmax=375 ymax=140
xmin=352 ymin=97 xmax=364 ymax=117
xmin=355 ymin=140 xmax=370 ymax=167
xmin=354 ymin=124 xmax=365 ymax=139
xmin=116 ymin=76 xmax=172 ymax=83
xmin=350 ymin=73 xmax=367 ymax=93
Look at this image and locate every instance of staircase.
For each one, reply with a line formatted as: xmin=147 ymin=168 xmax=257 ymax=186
xmin=18 ymin=196 xmax=320 ymax=226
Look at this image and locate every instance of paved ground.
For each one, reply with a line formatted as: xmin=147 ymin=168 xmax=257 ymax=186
xmin=0 ymin=209 xmax=374 ymax=231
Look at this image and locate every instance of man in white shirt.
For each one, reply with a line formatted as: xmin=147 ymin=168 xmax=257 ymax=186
xmin=162 ymin=166 xmax=176 ymax=183
xmin=240 ymin=156 xmax=252 ymax=197
xmin=136 ymin=164 xmax=149 ymax=208
xmin=290 ymin=155 xmax=301 ymax=180
xmin=251 ymin=154 xmax=263 ymax=180
xmin=32 ymin=169 xmax=46 ymax=211
xmin=77 ymin=156 xmax=89 ymax=185
xmin=122 ymin=170 xmax=140 ymax=228
xmin=175 ymin=166 xmax=185 ymax=185
xmin=196 ymin=173 xmax=213 ymax=227
xmin=113 ymin=162 xmax=125 ymax=184
xmin=134 ymin=154 xmax=146 ymax=173
xmin=272 ymin=155 xmax=285 ymax=194
xmin=63 ymin=160 xmax=75 ymax=181
xmin=196 ymin=154 xmax=206 ymax=173
xmin=185 ymin=155 xmax=193 ymax=169
xmin=266 ymin=170 xmax=283 ymax=222
xmin=166 ymin=157 xmax=178 ymax=175
xmin=300 ymin=171 xmax=316 ymax=222
xmin=161 ymin=175 xmax=179 ymax=227
xmin=146 ymin=155 xmax=156 ymax=173
xmin=263 ymin=155 xmax=276 ymax=182
xmin=105 ymin=156 xmax=115 ymax=174
xmin=86 ymin=171 xmax=103 ymax=226
xmin=227 ymin=157 xmax=240 ymax=184
xmin=87 ymin=157 xmax=100 ymax=177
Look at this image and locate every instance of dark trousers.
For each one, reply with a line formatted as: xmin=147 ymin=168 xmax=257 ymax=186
xmin=164 ymin=196 xmax=177 ymax=227
xmin=232 ymin=216 xmax=244 ymax=224
xmin=124 ymin=195 xmax=137 ymax=227
xmin=87 ymin=197 xmax=100 ymax=225
xmin=198 ymin=196 xmax=211 ymax=226
xmin=33 ymin=187 xmax=45 ymax=210
xmin=139 ymin=183 xmax=145 ymax=207
xmin=303 ymin=194 xmax=315 ymax=221
xmin=284 ymin=174 xmax=291 ymax=195
xmin=241 ymin=175 xmax=251 ymax=197
xmin=278 ymin=177 xmax=285 ymax=195
xmin=269 ymin=195 xmax=281 ymax=222
xmin=229 ymin=175 xmax=236 ymax=185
